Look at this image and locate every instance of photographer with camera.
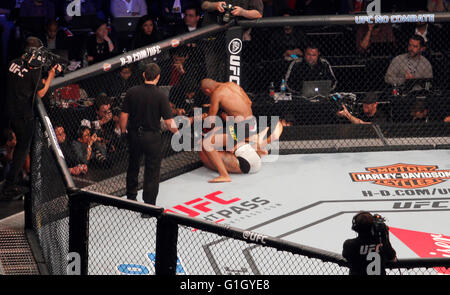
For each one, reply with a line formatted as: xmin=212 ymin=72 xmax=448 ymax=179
xmin=342 ymin=211 xmax=397 ymax=275
xmin=1 ymin=36 xmax=62 ymax=199
xmin=200 ymin=1 xmax=263 ymax=80
xmin=201 ymin=1 xmax=263 ymax=25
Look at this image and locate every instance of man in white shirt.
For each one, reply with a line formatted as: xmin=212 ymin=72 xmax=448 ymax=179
xmin=110 ymin=0 xmax=147 ymax=17
xmin=385 ymin=35 xmax=433 ymax=88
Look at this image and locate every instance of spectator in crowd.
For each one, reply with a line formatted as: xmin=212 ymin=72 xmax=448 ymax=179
xmin=161 ymin=46 xmax=206 ymax=89
xmin=356 ymin=23 xmax=396 ymax=56
xmin=71 ymin=125 xmax=109 ymax=168
xmin=86 ymin=20 xmax=115 ymax=65
xmin=0 ymin=128 xmax=17 ymax=183
xmin=385 ymin=35 xmax=433 ymax=88
xmin=161 ymin=0 xmax=202 ymax=24
xmin=174 ymin=4 xmax=202 ymax=35
xmin=172 ymin=5 xmax=206 ymax=78
xmin=82 ymin=93 xmax=123 ymax=159
xmin=0 ymin=128 xmax=30 ymax=192
xmin=108 ymin=64 xmax=138 ymax=99
xmin=0 ymin=2 xmax=15 ymax=65
xmin=19 ymin=0 xmax=55 ymax=19
xmin=285 ymin=44 xmax=337 ymax=94
xmin=0 ymin=2 xmax=15 ymax=133
xmin=110 ymin=0 xmax=148 ymax=17
xmin=169 ymin=81 xmax=203 ymax=115
xmin=400 ymin=17 xmax=442 ymax=55
xmin=270 ymin=9 xmax=308 ymax=61
xmin=39 ymin=19 xmax=69 ymax=51
xmin=131 ymin=15 xmax=163 ymax=50
xmin=427 ymin=0 xmax=449 ymax=12
xmin=54 ymin=124 xmax=88 ymax=176
xmin=409 ymin=99 xmax=430 ymax=124
xmin=167 ymin=47 xmax=189 ymax=86
xmin=336 ymin=92 xmax=389 ymax=124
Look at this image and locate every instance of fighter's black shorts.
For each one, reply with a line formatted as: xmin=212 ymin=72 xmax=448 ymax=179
xmin=226 ymin=116 xmax=258 ymax=146
xmin=203 ymin=116 xmax=258 ymax=150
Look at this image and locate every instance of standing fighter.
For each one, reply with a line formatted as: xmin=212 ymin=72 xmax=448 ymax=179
xmin=200 ymin=78 xmax=258 ymax=183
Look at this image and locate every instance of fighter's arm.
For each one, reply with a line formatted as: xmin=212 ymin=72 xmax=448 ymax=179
xmin=119 ymin=112 xmax=129 ymax=134
xmin=204 ymin=92 xmax=222 ymax=128
xmin=38 ymin=64 xmax=62 ymax=98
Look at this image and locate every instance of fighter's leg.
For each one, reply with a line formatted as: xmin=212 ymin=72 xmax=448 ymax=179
xmin=199 ymin=150 xmax=242 ymax=174
xmin=249 ymin=120 xmax=283 ymax=157
xmin=202 ymin=131 xmax=232 ymax=183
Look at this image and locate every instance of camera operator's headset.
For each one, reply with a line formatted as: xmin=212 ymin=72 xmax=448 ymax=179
xmin=351 ymin=211 xmax=374 ymax=234
xmin=22 ymin=37 xmax=44 ymax=69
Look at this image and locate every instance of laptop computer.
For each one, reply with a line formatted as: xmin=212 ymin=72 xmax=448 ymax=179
xmin=301 ymin=80 xmax=332 ymax=98
xmin=112 ymin=17 xmax=140 ymax=33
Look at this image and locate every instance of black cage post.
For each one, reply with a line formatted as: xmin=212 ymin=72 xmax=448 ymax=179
xmin=68 ymin=189 xmax=89 ymax=275
xmin=155 ymin=215 xmax=179 ymax=275
xmin=226 ymin=26 xmax=244 ymax=85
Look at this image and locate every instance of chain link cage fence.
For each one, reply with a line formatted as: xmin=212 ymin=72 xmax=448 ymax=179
xmin=241 ymin=14 xmax=450 ymax=154
xmin=30 ymin=120 xmax=70 ymax=275
xmin=87 ymin=203 xmax=158 ymax=275
xmin=41 ymin=13 xmax=450 ymax=197
xmin=28 ymin=13 xmax=450 ymax=275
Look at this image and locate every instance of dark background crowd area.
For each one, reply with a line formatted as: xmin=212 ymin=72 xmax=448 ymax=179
xmin=1 ymin=1 xmax=449 ymax=128
xmin=0 ymin=1 xmax=448 ymax=97
xmin=1 ymin=0 xmax=449 ymax=187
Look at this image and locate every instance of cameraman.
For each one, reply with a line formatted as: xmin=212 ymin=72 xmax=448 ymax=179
xmin=342 ymin=211 xmax=397 ymax=275
xmin=200 ymin=1 xmax=263 ymax=80
xmin=1 ymin=37 xmax=61 ymax=199
xmin=201 ymin=1 xmax=264 ymax=25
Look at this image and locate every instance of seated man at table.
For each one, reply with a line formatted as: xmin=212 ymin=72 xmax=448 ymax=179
xmin=385 ymin=35 xmax=433 ymax=90
xmin=285 ymin=43 xmax=337 ymax=94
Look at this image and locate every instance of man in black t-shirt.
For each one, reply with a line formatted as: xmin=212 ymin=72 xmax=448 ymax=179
xmin=285 ymin=44 xmax=337 ymax=94
xmin=201 ymin=0 xmax=264 ymax=25
xmin=342 ymin=211 xmax=397 ymax=275
xmin=119 ymin=63 xmax=178 ymax=208
xmin=2 ymin=37 xmax=61 ymax=199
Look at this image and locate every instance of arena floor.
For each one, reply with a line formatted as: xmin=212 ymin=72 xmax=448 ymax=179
xmin=98 ymin=149 xmax=450 ymax=275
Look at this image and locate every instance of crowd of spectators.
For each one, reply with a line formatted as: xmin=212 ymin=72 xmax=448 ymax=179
xmin=0 ymin=0 xmax=449 ymax=182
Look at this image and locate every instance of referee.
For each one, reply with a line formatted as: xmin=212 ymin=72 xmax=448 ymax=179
xmin=119 ymin=63 xmax=178 ymax=210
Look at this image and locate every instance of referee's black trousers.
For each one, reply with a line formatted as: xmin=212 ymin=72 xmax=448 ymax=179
xmin=126 ymin=130 xmax=162 ymax=205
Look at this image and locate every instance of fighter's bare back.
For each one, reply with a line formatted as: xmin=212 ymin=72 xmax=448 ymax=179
xmin=211 ymin=82 xmax=253 ymax=119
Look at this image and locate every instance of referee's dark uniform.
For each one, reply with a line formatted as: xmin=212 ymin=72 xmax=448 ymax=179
xmin=121 ymin=63 xmax=174 ymax=206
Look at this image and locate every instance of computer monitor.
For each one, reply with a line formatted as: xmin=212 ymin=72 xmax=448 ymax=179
xmin=301 ymin=80 xmax=332 ymax=98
